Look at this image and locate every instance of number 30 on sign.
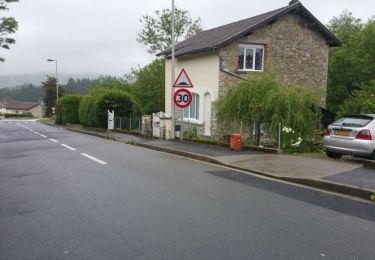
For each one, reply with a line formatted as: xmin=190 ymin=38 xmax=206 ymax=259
xmin=173 ymin=89 xmax=192 ymax=109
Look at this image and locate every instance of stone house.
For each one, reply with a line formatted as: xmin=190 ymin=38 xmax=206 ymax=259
xmin=158 ymin=1 xmax=341 ymax=139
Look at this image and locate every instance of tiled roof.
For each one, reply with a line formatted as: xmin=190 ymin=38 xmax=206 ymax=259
xmin=158 ymin=1 xmax=341 ymax=58
xmin=5 ymin=101 xmax=39 ymax=110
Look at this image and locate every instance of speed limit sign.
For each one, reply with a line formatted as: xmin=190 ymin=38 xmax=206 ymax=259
xmin=173 ymin=89 xmax=192 ymax=109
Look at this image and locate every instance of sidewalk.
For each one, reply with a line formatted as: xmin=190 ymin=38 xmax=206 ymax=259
xmin=62 ymin=125 xmax=375 ymax=201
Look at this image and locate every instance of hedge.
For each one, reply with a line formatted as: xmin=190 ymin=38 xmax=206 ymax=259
xmin=79 ymin=89 xmax=140 ymax=128
xmin=55 ymin=94 xmax=82 ymax=125
xmin=4 ymin=112 xmax=33 ymax=118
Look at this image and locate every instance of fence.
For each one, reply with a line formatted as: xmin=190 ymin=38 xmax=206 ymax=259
xmin=114 ymin=117 xmax=141 ymax=132
xmin=217 ymin=121 xmax=282 ymax=149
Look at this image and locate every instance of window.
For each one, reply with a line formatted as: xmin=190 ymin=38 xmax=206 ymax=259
xmin=238 ymin=44 xmax=264 ymax=71
xmin=183 ymin=93 xmax=199 ymax=120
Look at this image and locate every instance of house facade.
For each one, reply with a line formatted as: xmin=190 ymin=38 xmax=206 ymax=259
xmin=159 ymin=1 xmax=341 ymax=140
xmin=1 ymin=101 xmax=43 ymax=118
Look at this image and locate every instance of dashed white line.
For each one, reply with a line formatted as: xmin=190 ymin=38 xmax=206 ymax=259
xmin=40 ymin=134 xmax=48 ymax=138
xmin=49 ymin=138 xmax=59 ymax=143
xmin=81 ymin=153 xmax=107 ymax=165
xmin=34 ymin=131 xmax=40 ymax=135
xmin=60 ymin=144 xmax=77 ymax=151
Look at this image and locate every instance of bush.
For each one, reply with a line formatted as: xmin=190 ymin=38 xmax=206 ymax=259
xmin=79 ymin=88 xmax=140 ymax=128
xmin=55 ymin=99 xmax=63 ymax=124
xmin=338 ymin=81 xmax=375 ymax=117
xmin=55 ymin=94 xmax=82 ymax=125
xmin=216 ymin=72 xmax=321 ymax=152
xmin=4 ymin=112 xmax=33 ymax=118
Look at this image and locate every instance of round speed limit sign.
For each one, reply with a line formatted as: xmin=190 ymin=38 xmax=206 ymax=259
xmin=173 ymin=89 xmax=192 ymax=109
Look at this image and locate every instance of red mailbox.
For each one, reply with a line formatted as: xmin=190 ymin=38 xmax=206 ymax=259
xmin=230 ymin=134 xmax=243 ymax=151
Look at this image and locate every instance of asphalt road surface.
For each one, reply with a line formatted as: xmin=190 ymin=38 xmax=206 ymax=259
xmin=1 ymin=120 xmax=375 ymax=260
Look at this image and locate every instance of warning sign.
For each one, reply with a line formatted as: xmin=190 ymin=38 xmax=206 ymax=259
xmin=173 ymin=69 xmax=193 ymax=88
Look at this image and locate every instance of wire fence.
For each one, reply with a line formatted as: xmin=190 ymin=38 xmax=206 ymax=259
xmin=114 ymin=117 xmax=141 ymax=132
xmin=217 ymin=121 xmax=281 ymax=148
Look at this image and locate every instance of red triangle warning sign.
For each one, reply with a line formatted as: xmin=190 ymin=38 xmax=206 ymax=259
xmin=173 ymin=69 xmax=193 ymax=88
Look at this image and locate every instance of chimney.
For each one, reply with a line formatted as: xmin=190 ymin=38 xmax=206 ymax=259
xmin=289 ymin=0 xmax=299 ymax=5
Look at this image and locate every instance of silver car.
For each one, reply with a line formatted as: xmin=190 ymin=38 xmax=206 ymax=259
xmin=323 ymin=114 xmax=375 ymax=160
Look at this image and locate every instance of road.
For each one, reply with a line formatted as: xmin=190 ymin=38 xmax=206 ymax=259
xmin=1 ymin=120 xmax=375 ymax=260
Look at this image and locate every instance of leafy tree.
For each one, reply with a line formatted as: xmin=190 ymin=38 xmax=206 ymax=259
xmin=137 ymin=7 xmax=202 ymax=54
xmin=0 ymin=0 xmax=18 ymax=62
xmin=64 ymin=77 xmax=94 ymax=94
xmin=327 ymin=11 xmax=375 ymax=114
xmin=128 ymin=58 xmax=165 ymax=114
xmin=89 ymin=76 xmax=129 ymax=92
xmin=339 ymin=81 xmax=375 ymax=116
xmin=42 ymin=76 xmax=65 ymax=117
xmin=216 ymin=73 xmax=320 ymax=149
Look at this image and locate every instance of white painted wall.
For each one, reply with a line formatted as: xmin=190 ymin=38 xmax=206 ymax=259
xmin=164 ymin=52 xmax=220 ymax=139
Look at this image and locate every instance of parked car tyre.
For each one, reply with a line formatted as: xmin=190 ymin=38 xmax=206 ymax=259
xmin=370 ymin=150 xmax=375 ymax=161
xmin=326 ymin=151 xmax=342 ymax=159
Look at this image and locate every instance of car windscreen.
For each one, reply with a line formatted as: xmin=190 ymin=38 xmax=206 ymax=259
xmin=332 ymin=116 xmax=373 ymax=127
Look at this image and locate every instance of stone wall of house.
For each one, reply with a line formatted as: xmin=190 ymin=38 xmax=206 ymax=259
xmin=218 ymin=13 xmax=330 ymax=106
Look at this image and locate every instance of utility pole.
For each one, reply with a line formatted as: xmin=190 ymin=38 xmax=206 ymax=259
xmin=170 ymin=0 xmax=175 ymax=140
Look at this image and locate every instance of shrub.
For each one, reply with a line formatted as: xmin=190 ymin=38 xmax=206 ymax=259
xmin=55 ymin=99 xmax=63 ymax=124
xmin=216 ymin=72 xmax=321 ymax=152
xmin=4 ymin=112 xmax=33 ymax=118
xmin=79 ymin=88 xmax=140 ymax=128
xmin=61 ymin=94 xmax=81 ymax=124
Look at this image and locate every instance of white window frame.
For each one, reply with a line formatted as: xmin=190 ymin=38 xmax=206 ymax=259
xmin=183 ymin=93 xmax=199 ymax=121
xmin=238 ymin=44 xmax=265 ymax=72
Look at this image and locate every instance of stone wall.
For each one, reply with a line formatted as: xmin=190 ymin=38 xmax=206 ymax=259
xmin=218 ymin=13 xmax=329 ymax=106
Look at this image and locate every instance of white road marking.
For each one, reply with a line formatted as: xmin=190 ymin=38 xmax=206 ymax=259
xmin=81 ymin=153 xmax=107 ymax=165
xmin=34 ymin=131 xmax=40 ymax=135
xmin=49 ymin=138 xmax=59 ymax=143
xmin=40 ymin=134 xmax=47 ymax=138
xmin=60 ymin=144 xmax=77 ymax=151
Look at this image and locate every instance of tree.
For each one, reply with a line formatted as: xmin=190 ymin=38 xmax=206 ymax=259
xmin=89 ymin=76 xmax=129 ymax=92
xmin=216 ymin=73 xmax=320 ymax=149
xmin=327 ymin=11 xmax=375 ymax=114
xmin=42 ymin=76 xmax=65 ymax=117
xmin=339 ymin=81 xmax=375 ymax=116
xmin=137 ymin=7 xmax=202 ymax=54
xmin=128 ymin=58 xmax=165 ymax=114
xmin=0 ymin=0 xmax=18 ymax=62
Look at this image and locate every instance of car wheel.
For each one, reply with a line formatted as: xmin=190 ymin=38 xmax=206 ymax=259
xmin=326 ymin=151 xmax=342 ymax=159
xmin=369 ymin=150 xmax=375 ymax=161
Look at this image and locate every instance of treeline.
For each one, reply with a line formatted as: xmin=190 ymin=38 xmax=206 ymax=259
xmin=0 ymin=84 xmax=42 ymax=102
xmin=54 ymin=58 xmax=165 ymax=127
xmin=0 ymin=77 xmax=95 ymax=102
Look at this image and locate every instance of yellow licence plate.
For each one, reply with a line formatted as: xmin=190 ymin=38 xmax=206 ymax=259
xmin=335 ymin=130 xmax=351 ymax=136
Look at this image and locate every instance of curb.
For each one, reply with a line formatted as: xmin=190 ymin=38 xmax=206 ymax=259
xmin=60 ymin=125 xmax=374 ymax=202
xmin=363 ymin=159 xmax=375 ymax=169
xmin=133 ymin=142 xmax=374 ymax=201
xmin=63 ymin=127 xmax=116 ymax=140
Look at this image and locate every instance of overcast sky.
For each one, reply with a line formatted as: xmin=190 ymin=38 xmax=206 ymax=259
xmin=0 ymin=0 xmax=374 ymax=77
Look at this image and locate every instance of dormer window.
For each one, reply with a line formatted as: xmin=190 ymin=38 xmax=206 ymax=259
xmin=238 ymin=44 xmax=264 ymax=71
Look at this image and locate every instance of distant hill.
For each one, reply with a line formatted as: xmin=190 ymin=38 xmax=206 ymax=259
xmin=0 ymin=73 xmax=99 ymax=88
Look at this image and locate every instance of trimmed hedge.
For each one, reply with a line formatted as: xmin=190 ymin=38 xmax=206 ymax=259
xmin=79 ymin=89 xmax=140 ymax=128
xmin=4 ymin=112 xmax=33 ymax=118
xmin=55 ymin=94 xmax=82 ymax=125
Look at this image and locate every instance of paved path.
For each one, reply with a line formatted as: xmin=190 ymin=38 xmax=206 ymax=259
xmin=82 ymin=128 xmax=373 ymax=191
xmin=1 ymin=120 xmax=375 ymax=259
